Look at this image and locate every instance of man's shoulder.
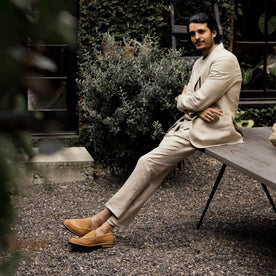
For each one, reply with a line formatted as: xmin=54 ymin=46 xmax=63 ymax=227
xmin=214 ymin=44 xmax=238 ymax=61
xmin=212 ymin=46 xmax=241 ymax=75
xmin=192 ymin=44 xmax=239 ymax=69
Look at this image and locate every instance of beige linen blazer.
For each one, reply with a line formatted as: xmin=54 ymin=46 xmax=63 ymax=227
xmin=177 ymin=43 xmax=243 ymax=148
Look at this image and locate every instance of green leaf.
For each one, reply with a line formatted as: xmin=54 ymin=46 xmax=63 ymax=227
xmin=235 ymin=118 xmax=254 ymax=128
xmin=271 ymin=65 xmax=276 ymax=77
xmin=241 ymin=68 xmax=253 ymax=85
xmin=238 ymin=7 xmax=243 ymax=16
xmin=258 ymin=13 xmax=276 ymax=35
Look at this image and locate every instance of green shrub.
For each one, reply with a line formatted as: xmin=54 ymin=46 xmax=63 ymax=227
xmin=78 ymin=37 xmax=193 ymax=171
xmin=237 ymin=105 xmax=276 ymax=127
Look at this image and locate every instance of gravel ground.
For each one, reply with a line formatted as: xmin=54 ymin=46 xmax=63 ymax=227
xmin=1 ymin=151 xmax=276 ymax=275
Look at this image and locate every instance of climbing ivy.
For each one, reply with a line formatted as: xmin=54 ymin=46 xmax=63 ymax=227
xmin=78 ymin=0 xmax=235 ymax=57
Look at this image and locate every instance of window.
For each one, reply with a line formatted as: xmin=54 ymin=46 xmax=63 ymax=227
xmin=26 ymin=0 xmax=78 ymax=136
xmin=234 ymin=0 xmax=276 ymax=104
xmin=27 ymin=45 xmax=68 ymax=112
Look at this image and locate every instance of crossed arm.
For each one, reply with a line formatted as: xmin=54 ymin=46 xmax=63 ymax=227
xmin=176 ymin=85 xmax=223 ymax=123
xmin=175 ymin=54 xmax=241 ymax=123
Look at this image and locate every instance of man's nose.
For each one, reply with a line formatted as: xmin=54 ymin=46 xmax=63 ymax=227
xmin=195 ymin=32 xmax=200 ymax=40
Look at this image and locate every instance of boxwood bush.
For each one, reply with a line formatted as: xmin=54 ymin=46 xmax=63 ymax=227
xmin=78 ymin=37 xmax=194 ymax=171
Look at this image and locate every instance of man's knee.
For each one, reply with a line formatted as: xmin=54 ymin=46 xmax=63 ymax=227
xmin=136 ymin=150 xmax=162 ymax=171
xmin=137 ymin=153 xmax=151 ymax=166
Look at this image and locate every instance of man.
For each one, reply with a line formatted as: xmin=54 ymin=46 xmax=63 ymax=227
xmin=64 ymin=13 xmax=243 ymax=248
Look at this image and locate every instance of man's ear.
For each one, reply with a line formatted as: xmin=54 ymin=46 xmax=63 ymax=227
xmin=212 ymin=29 xmax=217 ymax=39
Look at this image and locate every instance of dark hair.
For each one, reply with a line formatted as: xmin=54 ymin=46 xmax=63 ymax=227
xmin=187 ymin=13 xmax=221 ymax=44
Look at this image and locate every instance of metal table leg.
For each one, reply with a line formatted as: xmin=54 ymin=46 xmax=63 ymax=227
xmin=196 ymin=163 xmax=227 ymax=229
xmin=261 ymin=183 xmax=276 ymax=213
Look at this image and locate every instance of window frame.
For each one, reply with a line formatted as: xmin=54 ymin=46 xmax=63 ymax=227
xmin=233 ymin=0 xmax=276 ymax=105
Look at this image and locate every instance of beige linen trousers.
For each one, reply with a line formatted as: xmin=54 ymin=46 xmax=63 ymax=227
xmin=106 ymin=120 xmax=196 ymax=228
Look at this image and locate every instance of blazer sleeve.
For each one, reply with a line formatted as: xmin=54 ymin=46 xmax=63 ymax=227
xmin=177 ymin=55 xmax=241 ymax=112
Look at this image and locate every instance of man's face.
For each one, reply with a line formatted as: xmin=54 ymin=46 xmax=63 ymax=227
xmin=189 ymin=23 xmax=217 ymax=57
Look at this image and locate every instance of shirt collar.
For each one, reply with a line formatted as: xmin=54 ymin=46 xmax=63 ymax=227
xmin=200 ymin=43 xmax=223 ymax=63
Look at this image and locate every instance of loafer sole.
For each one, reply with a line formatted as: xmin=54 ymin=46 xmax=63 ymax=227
xmin=69 ymin=240 xmax=114 ymax=248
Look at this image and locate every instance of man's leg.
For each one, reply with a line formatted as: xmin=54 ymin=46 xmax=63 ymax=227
xmin=106 ymin=128 xmax=196 ymax=227
xmin=66 ymin=127 xmax=196 ymax=247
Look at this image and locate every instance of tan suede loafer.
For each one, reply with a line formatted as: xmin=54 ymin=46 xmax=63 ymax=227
xmin=63 ymin=218 xmax=96 ymax=236
xmin=69 ymin=230 xmax=114 ymax=248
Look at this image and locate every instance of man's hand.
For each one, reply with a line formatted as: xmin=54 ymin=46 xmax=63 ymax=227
xmin=175 ymin=85 xmax=187 ymax=102
xmin=198 ymin=107 xmax=223 ymax=123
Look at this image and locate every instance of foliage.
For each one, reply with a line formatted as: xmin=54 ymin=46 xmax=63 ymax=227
xmin=78 ymin=0 xmax=235 ymax=59
xmin=78 ymin=37 xmax=193 ymax=171
xmin=78 ymin=0 xmax=170 ymax=60
xmin=258 ymin=13 xmax=276 ymax=35
xmin=235 ymin=110 xmax=254 ymax=128
xmin=0 ymin=0 xmax=75 ymax=273
xmin=271 ymin=66 xmax=276 ymax=77
xmin=241 ymin=68 xmax=253 ymax=86
xmin=102 ymin=30 xmax=116 ymax=43
xmin=216 ymin=0 xmax=236 ymax=49
xmin=237 ymin=106 xmax=276 ymax=127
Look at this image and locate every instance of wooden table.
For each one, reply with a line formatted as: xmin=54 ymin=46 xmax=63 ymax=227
xmin=197 ymin=127 xmax=276 ymax=228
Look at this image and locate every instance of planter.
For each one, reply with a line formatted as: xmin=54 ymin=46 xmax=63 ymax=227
xmin=123 ymin=46 xmax=136 ymax=57
xmin=101 ymin=42 xmax=119 ymax=56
